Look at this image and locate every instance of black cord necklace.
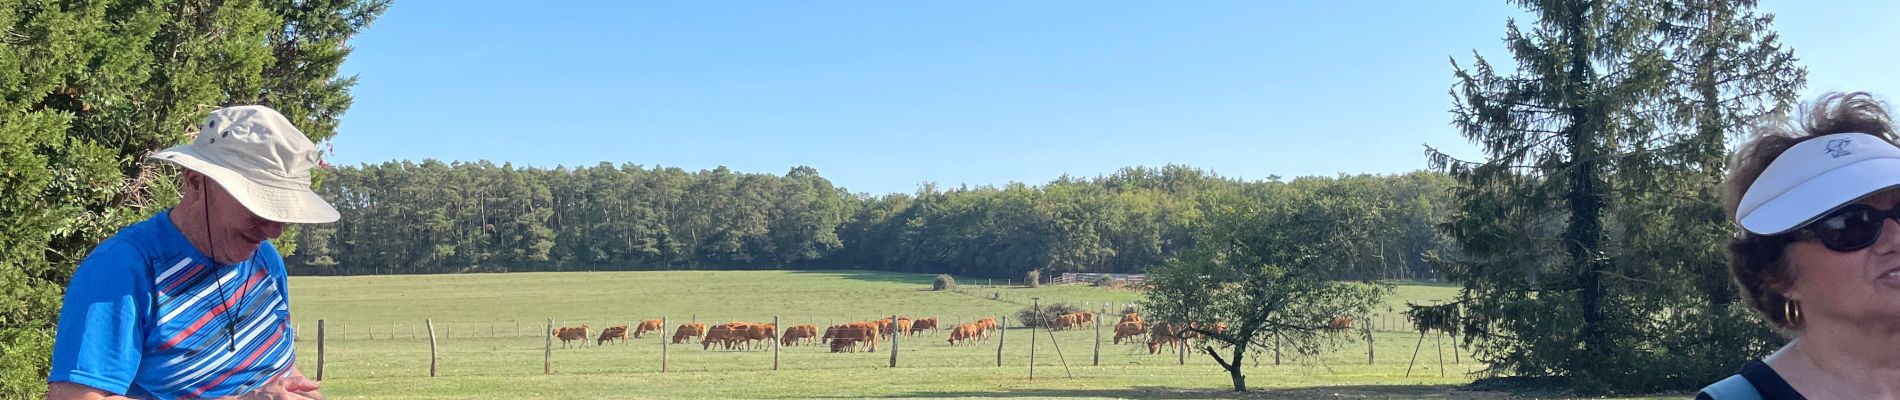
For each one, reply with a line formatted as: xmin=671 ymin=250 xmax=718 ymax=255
xmin=204 ymin=180 xmax=242 ymax=353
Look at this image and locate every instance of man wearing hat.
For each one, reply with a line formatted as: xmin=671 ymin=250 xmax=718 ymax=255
xmin=46 ymin=106 xmax=336 ymax=399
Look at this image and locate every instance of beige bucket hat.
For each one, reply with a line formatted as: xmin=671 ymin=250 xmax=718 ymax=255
xmin=150 ymin=105 xmax=340 ymax=223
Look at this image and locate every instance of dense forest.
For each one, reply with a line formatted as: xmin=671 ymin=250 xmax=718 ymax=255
xmin=290 ymin=162 xmax=1455 ymax=280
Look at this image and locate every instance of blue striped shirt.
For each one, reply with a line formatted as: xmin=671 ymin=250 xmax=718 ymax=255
xmin=50 ymin=210 xmax=297 ymax=399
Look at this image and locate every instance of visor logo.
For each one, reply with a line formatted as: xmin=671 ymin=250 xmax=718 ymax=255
xmin=1826 ymin=139 xmax=1853 ymax=158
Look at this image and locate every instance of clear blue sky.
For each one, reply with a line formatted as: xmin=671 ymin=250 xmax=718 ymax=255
xmin=331 ymin=0 xmax=1900 ymax=195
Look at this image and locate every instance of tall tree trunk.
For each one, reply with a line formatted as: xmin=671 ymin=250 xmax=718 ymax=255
xmin=1563 ymin=0 xmax=1610 ymax=378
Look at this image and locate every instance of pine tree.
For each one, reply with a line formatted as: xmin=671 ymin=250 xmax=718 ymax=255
xmin=1430 ymin=0 xmax=1802 ymax=391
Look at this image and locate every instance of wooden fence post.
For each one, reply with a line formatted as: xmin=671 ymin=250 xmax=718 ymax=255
xmin=544 ymin=319 xmax=553 ymax=375
xmin=888 ymin=314 xmax=900 ymax=368
xmin=773 ymin=316 xmax=781 ymax=371
xmin=425 ymin=319 xmax=438 ymax=377
xmin=996 ymin=316 xmax=1006 ymax=367
xmin=1178 ymin=336 xmax=1186 ymax=366
xmin=316 ymin=320 xmax=325 ymax=381
xmin=1367 ymin=327 xmax=1376 ymax=365
xmin=1092 ymin=303 xmax=1103 ymax=367
xmin=661 ymin=316 xmax=669 ymax=373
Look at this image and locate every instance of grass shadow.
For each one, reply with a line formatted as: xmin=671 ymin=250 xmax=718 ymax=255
xmin=786 ymin=269 xmax=943 ymax=285
xmin=855 ymin=384 xmax=1531 ymax=399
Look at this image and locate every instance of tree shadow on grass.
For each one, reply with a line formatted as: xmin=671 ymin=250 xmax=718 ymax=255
xmin=850 ymin=384 xmax=1535 ymax=399
xmin=785 ymin=269 xmax=948 ymax=286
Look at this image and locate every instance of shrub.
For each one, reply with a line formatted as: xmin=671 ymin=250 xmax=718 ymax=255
xmin=932 ymin=274 xmax=957 ymax=291
xmin=1025 ymin=270 xmax=1041 ymax=288
xmin=1015 ymin=303 xmax=1086 ymax=328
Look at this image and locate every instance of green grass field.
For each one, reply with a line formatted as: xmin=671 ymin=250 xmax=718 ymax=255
xmin=280 ymin=270 xmax=1600 ymax=399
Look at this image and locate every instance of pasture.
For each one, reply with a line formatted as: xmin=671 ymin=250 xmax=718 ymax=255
xmin=283 ymin=270 xmax=1536 ymax=399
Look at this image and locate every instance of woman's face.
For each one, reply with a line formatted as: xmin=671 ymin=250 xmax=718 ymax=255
xmin=1786 ymin=188 xmax=1900 ymax=327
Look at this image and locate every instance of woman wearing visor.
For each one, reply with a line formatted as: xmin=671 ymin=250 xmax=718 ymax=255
xmin=1701 ymin=92 xmax=1900 ymax=399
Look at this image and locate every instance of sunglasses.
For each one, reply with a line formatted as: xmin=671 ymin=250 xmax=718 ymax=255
xmin=1790 ymin=203 xmax=1900 ymax=252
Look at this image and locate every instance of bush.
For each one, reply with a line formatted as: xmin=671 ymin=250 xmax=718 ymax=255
xmin=1015 ymin=303 xmax=1086 ymax=328
xmin=932 ymin=274 xmax=957 ymax=291
xmin=1025 ymin=270 xmax=1041 ymax=288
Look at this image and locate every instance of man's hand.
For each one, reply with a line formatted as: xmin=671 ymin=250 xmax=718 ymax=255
xmin=213 ymin=368 xmax=321 ymax=400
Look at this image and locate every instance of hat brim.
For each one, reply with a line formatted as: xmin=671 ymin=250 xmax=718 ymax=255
xmin=151 ymin=146 xmax=340 ymax=224
xmin=1739 ymin=157 xmax=1900 ymax=235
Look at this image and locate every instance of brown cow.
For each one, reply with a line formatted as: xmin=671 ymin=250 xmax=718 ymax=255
xmin=978 ymin=317 xmax=999 ymax=330
xmin=744 ymin=322 xmax=778 ymax=351
xmin=671 ymin=323 xmax=707 ymax=344
xmin=947 ymin=323 xmax=982 ymax=346
xmin=703 ymin=322 xmax=748 ymax=350
xmin=824 ymin=322 xmax=880 ymax=353
xmin=1147 ymin=323 xmax=1183 ymax=354
xmin=1050 ymin=314 xmax=1081 ymax=331
xmin=1067 ymin=311 xmax=1094 ymax=325
xmin=781 ymin=324 xmax=819 ymax=347
xmin=1112 ymin=321 xmax=1147 ymax=344
xmin=596 ymin=325 xmax=630 ymax=345
xmin=1326 ymin=316 xmax=1355 ymax=331
xmin=973 ymin=317 xmax=999 ymax=341
xmin=895 ymin=318 xmax=915 ymax=337
xmin=911 ymin=317 xmax=939 ymax=333
xmin=634 ymin=319 xmax=665 ymax=338
xmin=550 ymin=324 xmax=590 ymax=348
xmin=1118 ymin=312 xmax=1141 ymax=325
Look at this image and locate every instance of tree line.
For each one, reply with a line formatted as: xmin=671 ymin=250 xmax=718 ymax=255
xmin=291 ymin=162 xmax=1457 ymax=281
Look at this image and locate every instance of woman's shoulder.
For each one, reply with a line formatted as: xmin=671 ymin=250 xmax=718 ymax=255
xmin=1700 ymin=359 xmax=1806 ymax=400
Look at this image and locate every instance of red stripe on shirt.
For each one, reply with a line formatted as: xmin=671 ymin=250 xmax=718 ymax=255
xmin=159 ymin=268 xmax=265 ymax=351
xmin=160 ymin=263 xmax=207 ymax=294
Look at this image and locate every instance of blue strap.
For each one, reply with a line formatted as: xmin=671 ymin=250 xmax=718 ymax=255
xmin=1700 ymin=374 xmax=1763 ymax=400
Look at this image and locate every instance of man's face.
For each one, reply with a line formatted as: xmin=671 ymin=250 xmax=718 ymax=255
xmin=188 ymin=172 xmax=287 ymax=264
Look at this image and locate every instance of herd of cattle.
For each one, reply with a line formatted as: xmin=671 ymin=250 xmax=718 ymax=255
xmin=542 ymin=311 xmax=1363 ymax=355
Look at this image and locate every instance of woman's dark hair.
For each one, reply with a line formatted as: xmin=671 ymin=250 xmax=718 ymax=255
xmin=1723 ymin=92 xmax=1896 ymax=330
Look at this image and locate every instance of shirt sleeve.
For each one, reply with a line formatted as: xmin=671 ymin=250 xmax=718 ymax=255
xmin=47 ymin=239 xmax=152 ymax=395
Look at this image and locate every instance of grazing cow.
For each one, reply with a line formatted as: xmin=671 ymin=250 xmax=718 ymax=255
xmin=869 ymin=319 xmax=889 ymax=339
xmin=550 ymin=324 xmax=590 ymax=348
xmin=1326 ymin=316 xmax=1355 ymax=331
xmin=895 ymin=318 xmax=915 ymax=337
xmin=635 ymin=319 xmax=665 ymax=338
xmin=781 ymin=324 xmax=819 ymax=347
xmin=744 ymin=322 xmax=778 ymax=350
xmin=824 ymin=322 xmax=880 ymax=353
xmin=672 ymin=323 xmax=707 ymax=344
xmin=947 ymin=323 xmax=982 ymax=346
xmin=976 ymin=317 xmax=998 ymax=331
xmin=875 ymin=317 xmax=914 ymax=338
xmin=1112 ymin=321 xmax=1147 ymax=344
xmin=703 ymin=322 xmax=749 ymax=350
xmin=973 ymin=317 xmax=999 ymax=341
xmin=1050 ymin=314 xmax=1081 ymax=331
xmin=1147 ymin=323 xmax=1184 ymax=354
xmin=911 ymin=317 xmax=939 ymax=333
xmin=1066 ymin=311 xmax=1094 ymax=325
xmin=596 ymin=325 xmax=630 ymax=345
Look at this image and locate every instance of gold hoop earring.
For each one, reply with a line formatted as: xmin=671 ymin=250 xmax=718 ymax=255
xmin=1784 ymin=300 xmax=1803 ymax=327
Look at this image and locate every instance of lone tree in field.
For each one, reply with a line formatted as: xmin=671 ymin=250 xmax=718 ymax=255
xmin=1143 ymin=185 xmax=1387 ymax=392
xmin=1427 ymin=0 xmax=1802 ymax=392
